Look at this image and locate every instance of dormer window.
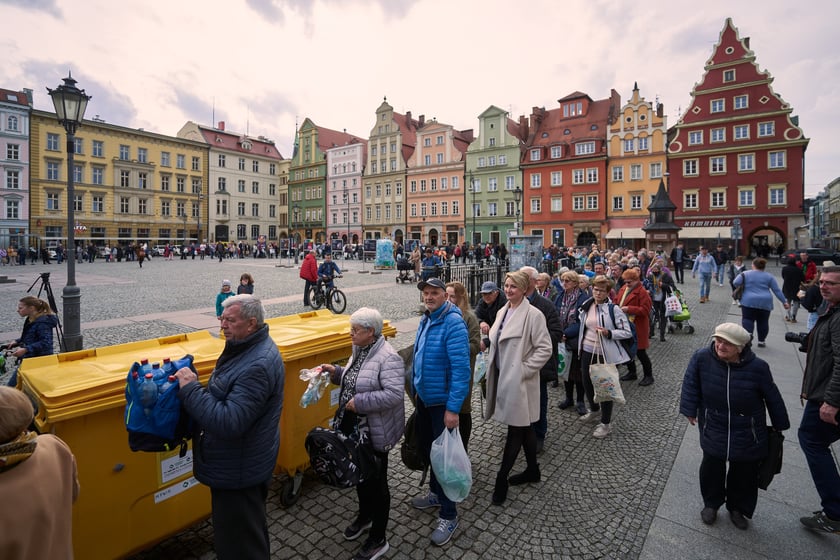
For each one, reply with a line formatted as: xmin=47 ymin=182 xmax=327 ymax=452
xmin=241 ymin=140 xmax=252 ymax=150
xmin=530 ymin=148 xmax=541 ymax=161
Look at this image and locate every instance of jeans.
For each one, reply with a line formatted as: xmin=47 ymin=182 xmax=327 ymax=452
xmin=716 ymin=264 xmax=727 ymax=285
xmin=740 ymin=306 xmax=771 ymax=343
xmin=698 ymin=273 xmax=712 ymax=299
xmin=416 ymin=398 xmax=458 ymax=520
xmin=786 ymin=299 xmax=800 ymax=321
xmin=807 ymin=311 xmax=819 ymax=332
xmin=798 ymin=400 xmax=840 ymax=518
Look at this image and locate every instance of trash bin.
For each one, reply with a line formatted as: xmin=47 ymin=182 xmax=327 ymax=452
xmin=262 ymin=310 xmax=397 ymax=507
xmin=18 ymin=331 xmax=225 ymax=560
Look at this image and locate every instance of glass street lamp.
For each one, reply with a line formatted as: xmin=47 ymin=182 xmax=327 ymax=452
xmin=513 ymin=186 xmax=523 ymax=236
xmin=47 ymin=72 xmax=90 ymax=352
xmin=293 ymin=203 xmax=300 ymax=264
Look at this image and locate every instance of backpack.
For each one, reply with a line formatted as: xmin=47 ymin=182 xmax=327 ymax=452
xmin=124 ymin=355 xmax=195 ymax=456
xmin=400 ymin=409 xmax=430 ymax=485
xmin=305 ymin=426 xmax=378 ymax=488
xmin=454 ymin=245 xmax=461 ymax=257
xmin=607 ymin=303 xmax=638 ymax=360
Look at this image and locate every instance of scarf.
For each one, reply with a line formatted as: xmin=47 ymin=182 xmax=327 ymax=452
xmin=0 ymin=431 xmax=38 ymax=473
xmin=558 ymin=288 xmax=581 ymax=329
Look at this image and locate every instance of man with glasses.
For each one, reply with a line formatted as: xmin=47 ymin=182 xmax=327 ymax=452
xmin=798 ymin=266 xmax=840 ymax=535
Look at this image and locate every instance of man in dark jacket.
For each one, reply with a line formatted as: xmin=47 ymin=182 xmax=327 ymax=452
xmin=670 ymin=242 xmax=686 ymax=284
xmin=520 ymin=266 xmax=563 ymax=453
xmin=713 ymin=244 xmax=729 ymax=287
xmin=474 ymin=281 xmax=507 ymax=351
xmin=175 ymin=295 xmax=284 ymax=560
xmin=798 ymin=265 xmax=840 ymax=535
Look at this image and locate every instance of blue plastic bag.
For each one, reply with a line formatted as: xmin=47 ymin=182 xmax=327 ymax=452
xmin=430 ymin=427 xmax=472 ymax=502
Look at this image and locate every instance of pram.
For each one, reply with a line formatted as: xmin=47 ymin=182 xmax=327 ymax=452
xmin=666 ymin=288 xmax=695 ymax=334
xmin=396 ymin=257 xmax=414 ymax=283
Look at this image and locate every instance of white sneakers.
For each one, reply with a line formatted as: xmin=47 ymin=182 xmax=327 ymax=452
xmin=579 ymin=411 xmax=600 ymax=423
xmin=593 ymin=423 xmax=612 ymax=438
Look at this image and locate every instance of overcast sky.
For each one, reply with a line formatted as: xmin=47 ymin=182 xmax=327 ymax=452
xmin=2 ymin=0 xmax=836 ymax=196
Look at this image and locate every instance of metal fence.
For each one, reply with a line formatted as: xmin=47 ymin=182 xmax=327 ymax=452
xmin=439 ymin=261 xmax=510 ymax=306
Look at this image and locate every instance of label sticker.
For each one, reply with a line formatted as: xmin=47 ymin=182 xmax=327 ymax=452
xmin=330 ymin=387 xmax=340 ymax=407
xmin=160 ymin=449 xmax=194 ymax=484
xmin=154 ymin=476 xmax=200 ymax=504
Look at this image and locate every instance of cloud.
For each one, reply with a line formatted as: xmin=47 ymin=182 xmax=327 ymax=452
xmin=0 ymin=0 xmax=62 ymax=17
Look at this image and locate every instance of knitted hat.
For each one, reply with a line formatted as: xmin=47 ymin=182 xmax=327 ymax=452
xmin=713 ymin=322 xmax=751 ymax=347
xmin=222 ymin=279 xmax=232 ymax=287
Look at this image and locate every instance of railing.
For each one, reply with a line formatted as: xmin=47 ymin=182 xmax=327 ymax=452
xmin=440 ymin=260 xmax=509 ymax=306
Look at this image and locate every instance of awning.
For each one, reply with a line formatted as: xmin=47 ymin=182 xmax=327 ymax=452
xmin=605 ymin=228 xmax=646 ymax=239
xmin=678 ymin=226 xmax=731 ymax=239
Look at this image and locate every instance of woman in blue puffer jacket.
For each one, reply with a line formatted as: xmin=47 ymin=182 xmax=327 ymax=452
xmin=679 ymin=322 xmax=789 ymax=531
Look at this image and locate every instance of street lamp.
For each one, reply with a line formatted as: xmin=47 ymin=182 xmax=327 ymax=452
xmin=48 ymin=72 xmax=90 ymax=352
xmin=293 ymin=203 xmax=300 ymax=264
xmin=343 ymin=187 xmax=350 ymax=253
xmin=469 ymin=171 xmax=476 ymax=247
xmin=513 ymin=186 xmax=523 ymax=236
xmin=196 ymin=192 xmax=204 ymax=244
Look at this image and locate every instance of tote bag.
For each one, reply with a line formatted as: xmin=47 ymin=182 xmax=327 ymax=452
xmin=588 ymin=335 xmax=626 ymax=405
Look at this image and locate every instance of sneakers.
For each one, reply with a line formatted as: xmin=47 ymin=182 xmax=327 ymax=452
xmin=410 ymin=492 xmax=440 ymax=510
xmin=593 ymin=423 xmax=612 ymax=438
xmin=352 ymin=538 xmax=389 ymax=560
xmin=579 ymin=411 xmax=600 ymax=423
xmin=344 ymin=518 xmax=373 ymax=541
xmin=757 ymin=341 xmax=766 ymax=348
xmin=800 ymin=510 xmax=840 ymax=534
xmin=430 ymin=517 xmax=459 ymax=546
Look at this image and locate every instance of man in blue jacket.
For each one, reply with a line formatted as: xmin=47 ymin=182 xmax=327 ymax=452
xmin=175 ymin=295 xmax=284 ymax=560
xmin=410 ymin=277 xmax=471 ymax=547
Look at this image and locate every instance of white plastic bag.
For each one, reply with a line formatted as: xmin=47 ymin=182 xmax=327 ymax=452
xmin=429 ymin=427 xmax=472 ymax=502
xmin=557 ymin=344 xmax=570 ymax=382
xmin=299 ymin=366 xmax=329 ymax=408
xmin=473 ymin=351 xmax=487 ymax=383
xmin=664 ymin=295 xmax=681 ymax=317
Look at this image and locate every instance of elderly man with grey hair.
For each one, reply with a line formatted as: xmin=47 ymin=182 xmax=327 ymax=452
xmin=175 ymin=294 xmax=284 ymax=560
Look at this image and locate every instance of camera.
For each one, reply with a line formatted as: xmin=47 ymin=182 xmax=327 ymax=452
xmin=785 ymin=331 xmax=809 ymax=353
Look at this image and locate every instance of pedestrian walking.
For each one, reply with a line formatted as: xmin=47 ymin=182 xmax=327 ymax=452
xmin=692 ymin=246 xmax=715 ymax=303
xmin=732 ymin=258 xmax=789 ymax=348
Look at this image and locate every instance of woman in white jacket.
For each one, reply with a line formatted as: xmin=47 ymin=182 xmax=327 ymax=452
xmin=577 ymin=275 xmax=633 ymax=439
xmin=484 ymin=270 xmax=553 ymax=506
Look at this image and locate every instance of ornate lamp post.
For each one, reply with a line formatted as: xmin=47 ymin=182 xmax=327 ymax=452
xmin=48 ymin=72 xmax=90 ymax=352
xmin=293 ymin=203 xmax=300 ymax=264
xmin=343 ymin=187 xmax=350 ymax=251
xmin=469 ymin=171 xmax=476 ymax=246
xmin=513 ymin=186 xmax=523 ymax=236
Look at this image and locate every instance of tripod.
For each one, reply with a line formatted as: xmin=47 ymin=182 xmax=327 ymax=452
xmin=26 ymin=272 xmax=66 ymax=352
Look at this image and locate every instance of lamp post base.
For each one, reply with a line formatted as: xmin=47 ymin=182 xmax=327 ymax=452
xmin=62 ymin=284 xmax=83 ymax=352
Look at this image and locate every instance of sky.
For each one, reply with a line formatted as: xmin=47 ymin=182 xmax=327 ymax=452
xmin=1 ymin=0 xmax=837 ymax=196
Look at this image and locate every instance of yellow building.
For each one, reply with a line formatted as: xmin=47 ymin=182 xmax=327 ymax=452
xmin=606 ymin=83 xmax=668 ymax=249
xmin=30 ymin=109 xmax=208 ymax=251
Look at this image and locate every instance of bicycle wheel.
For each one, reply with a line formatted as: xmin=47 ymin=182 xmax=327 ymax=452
xmin=309 ymin=287 xmax=322 ymax=310
xmin=328 ymin=289 xmax=347 ymax=314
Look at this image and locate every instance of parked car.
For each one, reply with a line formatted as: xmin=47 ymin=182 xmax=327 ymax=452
xmin=783 ymin=247 xmax=840 ymax=266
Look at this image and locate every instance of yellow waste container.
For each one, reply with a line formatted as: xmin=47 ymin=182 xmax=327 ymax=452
xmin=263 ymin=310 xmax=397 ymax=506
xmin=18 ymin=331 xmax=225 ymax=560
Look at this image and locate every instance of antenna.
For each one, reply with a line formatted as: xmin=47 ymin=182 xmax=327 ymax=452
xmin=212 ymin=96 xmax=215 ymax=126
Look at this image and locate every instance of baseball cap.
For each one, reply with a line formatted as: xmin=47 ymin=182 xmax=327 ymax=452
xmin=480 ymin=281 xmax=499 ymax=294
xmin=418 ymin=278 xmax=446 ymax=291
xmin=713 ymin=322 xmax=750 ymax=347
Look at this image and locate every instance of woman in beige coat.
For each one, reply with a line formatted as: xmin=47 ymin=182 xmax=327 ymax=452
xmin=484 ymin=270 xmax=553 ymax=506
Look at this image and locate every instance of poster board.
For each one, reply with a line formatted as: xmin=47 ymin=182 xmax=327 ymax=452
xmin=508 ymin=235 xmax=544 ymax=271
xmin=375 ymin=239 xmax=395 ymax=269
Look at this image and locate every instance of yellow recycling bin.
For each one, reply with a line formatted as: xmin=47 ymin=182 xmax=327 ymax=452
xmin=264 ymin=310 xmax=396 ymax=507
xmin=18 ymin=331 xmax=225 ymax=560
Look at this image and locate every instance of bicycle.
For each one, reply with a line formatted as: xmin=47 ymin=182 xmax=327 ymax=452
xmin=309 ymin=275 xmax=347 ymax=314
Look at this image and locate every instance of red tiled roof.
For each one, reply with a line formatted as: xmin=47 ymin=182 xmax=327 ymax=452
xmin=0 ymin=89 xmax=30 ymax=106
xmin=528 ymin=95 xmax=615 ymax=149
xmin=316 ymin=125 xmax=365 ymax=153
xmin=196 ymin=124 xmax=283 ymax=159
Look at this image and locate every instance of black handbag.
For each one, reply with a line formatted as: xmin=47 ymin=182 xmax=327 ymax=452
xmin=758 ymin=427 xmax=784 ymax=490
xmin=732 ymin=272 xmax=746 ymax=300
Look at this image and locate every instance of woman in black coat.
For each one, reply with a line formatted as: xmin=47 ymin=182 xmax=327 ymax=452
xmin=679 ymin=322 xmax=789 ymax=530
xmin=780 ymin=256 xmax=804 ymax=323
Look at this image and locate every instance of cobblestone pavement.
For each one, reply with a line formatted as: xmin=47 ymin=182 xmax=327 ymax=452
xmin=0 ymin=258 xmax=739 ymax=558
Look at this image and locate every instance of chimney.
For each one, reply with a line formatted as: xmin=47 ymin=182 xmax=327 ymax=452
xmin=218 ymin=121 xmax=225 ymax=131
xmin=656 ymin=103 xmax=664 ymax=118
xmin=519 ymin=115 xmax=529 ymax=140
xmin=418 ymin=114 xmax=425 ymax=128
xmin=22 ymin=88 xmax=34 ymax=106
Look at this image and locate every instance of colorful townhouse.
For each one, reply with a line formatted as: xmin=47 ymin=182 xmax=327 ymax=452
xmin=362 ymin=99 xmax=422 ymax=245
xmin=178 ymin=121 xmax=286 ymax=245
xmin=325 ymin=139 xmax=366 ymax=246
xmin=405 ymin=119 xmax=474 ymax=247
xmin=465 ymin=105 xmax=526 ymax=246
xmin=0 ymin=88 xmax=32 ymax=251
xmin=667 ymin=18 xmax=809 ymax=256
xmin=605 ymin=83 xmax=668 ymax=250
xmin=521 ymin=90 xmax=621 ymax=248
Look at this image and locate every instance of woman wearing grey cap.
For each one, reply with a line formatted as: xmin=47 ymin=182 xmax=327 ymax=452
xmin=679 ymin=322 xmax=789 ymax=530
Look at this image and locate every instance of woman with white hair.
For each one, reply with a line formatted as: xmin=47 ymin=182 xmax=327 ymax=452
xmin=320 ymin=307 xmax=405 ymax=560
xmin=679 ymin=323 xmax=789 ymax=531
xmin=0 ymin=387 xmax=79 ymax=559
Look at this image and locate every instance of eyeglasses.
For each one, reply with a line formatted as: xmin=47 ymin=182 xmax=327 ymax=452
xmin=819 ymin=280 xmax=840 ymax=287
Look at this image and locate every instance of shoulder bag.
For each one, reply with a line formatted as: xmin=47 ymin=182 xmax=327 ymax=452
xmin=588 ymin=334 xmax=626 ymax=405
xmin=732 ymin=271 xmax=746 ymax=300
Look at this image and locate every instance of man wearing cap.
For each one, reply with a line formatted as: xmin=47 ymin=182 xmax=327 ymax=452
xmin=680 ymin=322 xmax=789 ymax=531
xmin=692 ymin=246 xmax=716 ymax=303
xmin=475 ymin=281 xmax=507 ymax=351
xmin=798 ymin=265 xmax=840 ymax=535
xmin=409 ymin=277 xmax=471 ymax=546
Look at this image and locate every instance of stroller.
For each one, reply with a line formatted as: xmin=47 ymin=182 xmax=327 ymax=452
xmin=666 ymin=288 xmax=695 ymax=334
xmin=396 ymin=256 xmax=414 ymax=283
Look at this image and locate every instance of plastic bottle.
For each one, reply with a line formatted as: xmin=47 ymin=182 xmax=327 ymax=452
xmin=151 ymin=362 xmax=165 ymax=381
xmin=139 ymin=358 xmax=152 ymax=377
xmin=140 ymin=373 xmax=158 ymax=416
xmin=160 ymin=375 xmax=177 ymax=394
xmin=162 ymin=357 xmax=173 ymax=376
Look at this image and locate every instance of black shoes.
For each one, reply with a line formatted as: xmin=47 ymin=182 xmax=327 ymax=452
xmin=492 ymin=473 xmax=508 ymax=506
xmin=535 ymin=438 xmax=545 ymax=455
xmin=701 ymin=507 xmax=717 ymax=525
xmin=730 ymin=510 xmax=749 ymax=530
xmin=660 ymin=335 xmax=666 ymax=342
xmin=620 ymin=372 xmax=638 ymax=381
xmin=344 ymin=518 xmax=373 ymax=541
xmin=509 ymin=466 xmax=541 ymax=486
xmin=638 ymin=376 xmax=654 ymax=387
xmin=558 ymin=397 xmax=574 ymax=410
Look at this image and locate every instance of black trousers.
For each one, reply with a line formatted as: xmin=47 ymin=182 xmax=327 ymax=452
xmin=210 ymin=479 xmax=271 ymax=560
xmin=698 ymin=452 xmax=761 ymax=517
xmin=356 ymin=451 xmax=391 ymax=542
xmin=673 ymin=262 xmax=684 ymax=283
xmin=625 ymin=348 xmax=653 ymax=378
xmin=499 ymin=425 xmax=538 ymax=477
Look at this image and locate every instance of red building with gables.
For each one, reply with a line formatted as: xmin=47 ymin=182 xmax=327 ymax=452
xmin=667 ymin=18 xmax=808 ymax=256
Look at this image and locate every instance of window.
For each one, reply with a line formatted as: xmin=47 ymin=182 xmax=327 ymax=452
xmin=120 ymin=197 xmax=130 ymax=213
xmin=252 ymin=203 xmax=259 ymax=217
xmin=572 ymin=195 xmax=585 ymax=210
xmin=430 ymin=179 xmax=437 ymax=191
xmin=252 ymin=160 xmax=259 ymax=173
xmin=563 ymin=102 xmax=583 ymax=117
xmin=550 ymin=146 xmax=562 ymax=158
xmin=161 ymin=200 xmax=171 ymax=216
xmin=47 ymin=193 xmax=60 ymax=210
xmin=573 ymin=170 xmax=584 ymax=184
xmin=709 ymin=191 xmax=725 ymax=208
xmin=738 ymin=154 xmax=755 ymax=172
xmin=269 ymin=163 xmax=276 ymax=175
xmin=7 ymin=115 xmax=18 ymax=131
xmin=734 ymin=125 xmax=749 ymax=140
xmin=216 ymin=199 xmax=228 ymax=215
xmin=47 ymin=162 xmax=59 ymax=180
xmin=47 ymin=133 xmax=59 ymax=151
xmin=251 ymin=225 xmax=260 ymax=240
xmin=252 ymin=182 xmax=259 ymax=194
xmin=177 ymin=177 xmax=187 ymax=193
xmin=218 ymin=154 xmax=226 ymax=168
xmin=93 ymin=140 xmax=104 ymax=157
xmin=192 ymin=178 xmax=201 ymax=194
xmin=630 ymin=194 xmax=643 ymax=210
xmin=237 ymin=224 xmax=246 ymax=239
xmin=430 ymin=202 xmax=438 ymax=216
xmin=6 ymin=170 xmax=19 ymax=189
xmin=624 ymin=139 xmax=634 ymax=153
xmin=161 ymin=152 xmax=170 ymax=167
xmin=161 ymin=175 xmax=170 ymax=191
xmin=238 ymin=158 xmax=245 ymax=171
xmin=575 ymin=142 xmax=595 ymax=155
xmin=138 ymin=199 xmax=148 ymax=214
xmin=138 ymin=148 xmax=148 ymax=163
xmin=710 ymin=156 xmax=726 ymax=174
xmin=586 ymin=168 xmax=598 ymax=183
xmin=758 ymin=122 xmax=775 ymax=137
xmin=638 ymin=137 xmax=649 ymax=151
xmin=191 ymin=157 xmax=200 ymax=171
xmin=689 ymin=131 xmax=703 ymax=145
xmin=238 ymin=180 xmax=245 ymax=193
xmin=90 ymin=195 xmax=103 ymax=213
xmin=551 ymin=172 xmax=562 ymax=186
xmin=587 ymin=195 xmax=598 ymax=210
xmin=723 ymin=69 xmax=735 ymax=82
xmin=73 ymin=194 xmax=83 ymax=212
xmin=452 ymin=201 xmax=459 ymax=215
xmin=176 ymin=154 xmax=185 ymax=169
xmin=739 ymin=189 xmax=754 ymax=207
xmin=488 ymin=177 xmax=497 ymax=191
xmin=613 ymin=196 xmax=624 ymax=211
xmin=684 ymin=192 xmax=698 ymax=209
xmin=488 ymin=202 xmax=497 ymax=217
xmin=505 ymin=201 xmax=515 ymax=216
xmin=176 ymin=202 xmax=185 ymax=217
xmin=436 ymin=153 xmax=443 ymax=164
xmin=612 ymin=166 xmax=624 ymax=182
xmin=530 ymin=198 xmax=541 ymax=213
xmin=551 ymin=197 xmax=563 ymax=212
xmin=734 ymin=95 xmax=748 ymax=109
xmin=769 ymin=186 xmax=786 ymax=206
xmin=6 ymin=200 xmax=19 ymax=219
xmin=711 ymin=128 xmax=725 ymax=143
xmin=649 ymin=162 xmax=662 ymax=178
xmin=6 ymin=144 xmax=19 ymax=160
xmin=683 ymin=159 xmax=698 ymax=176
xmin=423 ymin=137 xmax=431 ymax=147
xmin=530 ymin=173 xmax=541 ymax=188
xmin=120 ymin=170 xmax=130 ymax=187
xmin=424 ymin=155 xmax=431 ymax=166
xmin=711 ymin=99 xmax=724 ymax=113
xmin=269 ymin=184 xmax=276 ymax=196
xmin=138 ymin=172 xmax=148 ymax=189
xmin=768 ymin=151 xmax=786 ymax=169
xmin=630 ymin=165 xmax=642 ymax=181
xmin=237 ymin=202 xmax=245 ymax=216
xmin=119 ymin=145 xmax=130 ymax=160
xmin=420 ymin=203 xmax=427 ymax=216
xmin=410 ymin=203 xmax=417 ymax=217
